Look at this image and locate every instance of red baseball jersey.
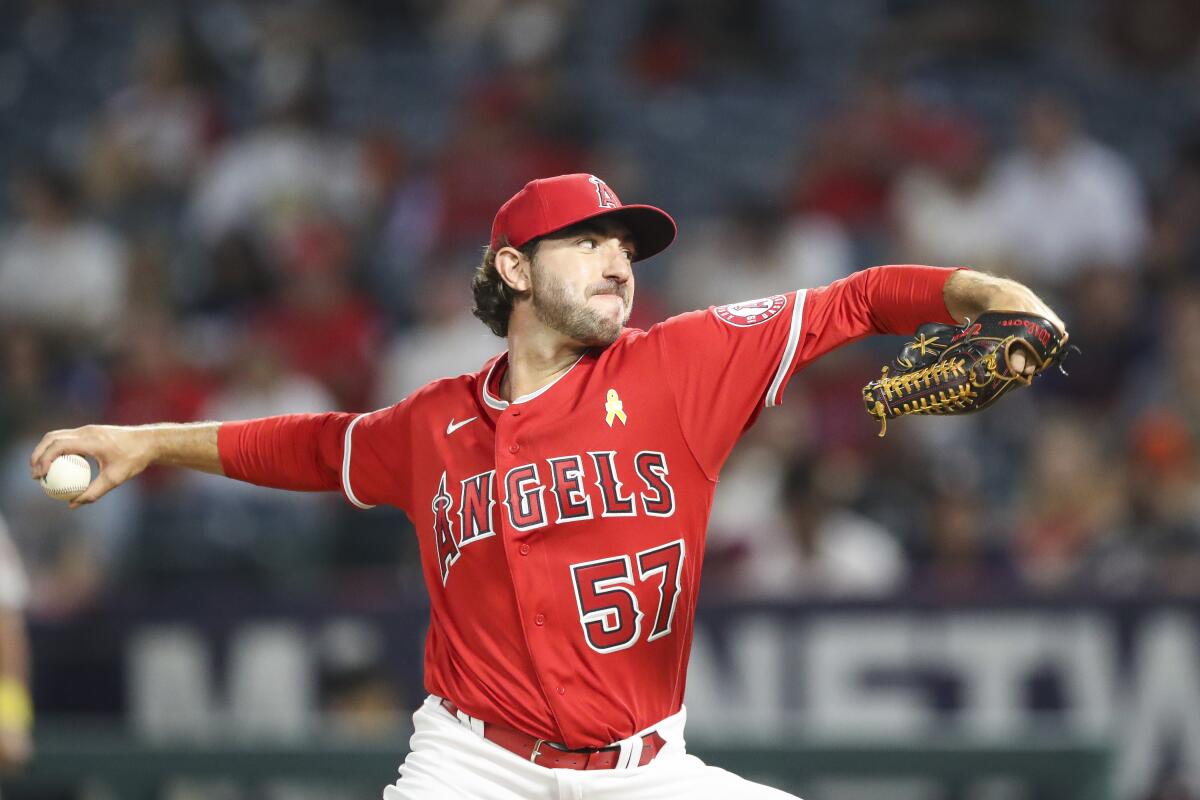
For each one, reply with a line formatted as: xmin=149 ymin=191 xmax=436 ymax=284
xmin=219 ymin=265 xmax=959 ymax=748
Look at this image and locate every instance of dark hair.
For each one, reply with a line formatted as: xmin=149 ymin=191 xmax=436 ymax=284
xmin=472 ymin=238 xmax=536 ymax=337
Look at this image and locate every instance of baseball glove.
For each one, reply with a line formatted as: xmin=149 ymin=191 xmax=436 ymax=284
xmin=863 ymin=311 xmax=1072 ymax=437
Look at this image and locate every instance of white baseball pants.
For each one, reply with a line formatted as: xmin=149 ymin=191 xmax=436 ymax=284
xmin=382 ymin=695 xmax=802 ymax=800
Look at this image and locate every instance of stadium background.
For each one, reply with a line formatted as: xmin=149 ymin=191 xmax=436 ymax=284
xmin=0 ymin=0 xmax=1198 ymax=798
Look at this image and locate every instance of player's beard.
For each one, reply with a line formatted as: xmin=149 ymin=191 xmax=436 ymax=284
xmin=529 ymin=257 xmax=633 ymax=346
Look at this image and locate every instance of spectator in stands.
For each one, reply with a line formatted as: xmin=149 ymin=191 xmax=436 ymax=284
xmin=1079 ymin=411 xmax=1200 ymax=596
xmin=1013 ymin=414 xmax=1127 ymax=591
xmin=0 ymin=332 xmax=49 ymax=452
xmin=665 ymin=197 xmax=851 ymax=314
xmin=1123 ymin=282 xmax=1200 ymax=435
xmin=250 ymin=220 xmax=384 ymax=411
xmin=1040 ymin=265 xmax=1144 ymax=412
xmin=1144 ymin=129 xmax=1200 ymax=290
xmin=168 ymin=332 xmax=339 ymax=585
xmin=107 ymin=310 xmax=215 ymax=431
xmin=431 ymin=0 xmax=573 ymax=68
xmin=891 ymin=117 xmax=1010 ymax=269
xmin=628 ymin=0 xmax=781 ymax=85
xmin=1126 ymin=412 xmax=1200 ymax=596
xmin=357 ymin=129 xmax=441 ymax=324
xmin=876 ymin=0 xmax=1037 ymax=68
xmin=205 ymin=332 xmax=338 ymax=425
xmin=186 ymin=70 xmax=362 ymax=258
xmin=908 ymin=479 xmax=1019 ymax=599
xmin=990 ymin=92 xmax=1147 ymax=288
xmin=1099 ymin=0 xmax=1200 ymax=74
xmin=791 ymin=74 xmax=961 ymax=245
xmin=435 ymin=63 xmax=590 ymax=249
xmin=710 ymin=442 xmax=908 ymax=599
xmin=85 ymin=23 xmax=224 ymax=212
xmin=0 ymin=166 xmax=128 ymax=338
xmin=375 ymin=266 xmax=502 ymax=405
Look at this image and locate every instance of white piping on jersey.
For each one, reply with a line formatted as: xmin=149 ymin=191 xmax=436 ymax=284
xmin=481 ymin=351 xmax=588 ymax=409
xmin=342 ymin=412 xmax=376 ymax=509
xmin=765 ymin=289 xmax=808 ymax=408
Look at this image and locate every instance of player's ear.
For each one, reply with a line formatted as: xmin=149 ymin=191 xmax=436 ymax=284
xmin=495 ymin=246 xmax=532 ymax=294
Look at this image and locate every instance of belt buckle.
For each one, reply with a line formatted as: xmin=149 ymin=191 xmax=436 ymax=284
xmin=530 ymin=739 xmax=545 ymax=763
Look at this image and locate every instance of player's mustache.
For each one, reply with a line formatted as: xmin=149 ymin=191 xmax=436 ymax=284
xmin=588 ymin=283 xmax=630 ymax=301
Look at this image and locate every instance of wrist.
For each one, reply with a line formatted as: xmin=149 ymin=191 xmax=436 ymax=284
xmin=129 ymin=426 xmax=164 ymax=469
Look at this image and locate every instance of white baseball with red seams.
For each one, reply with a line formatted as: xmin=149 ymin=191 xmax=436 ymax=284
xmin=40 ymin=454 xmax=92 ymax=501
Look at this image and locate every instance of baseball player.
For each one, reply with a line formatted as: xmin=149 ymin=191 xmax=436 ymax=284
xmin=30 ymin=174 xmax=1064 ymax=799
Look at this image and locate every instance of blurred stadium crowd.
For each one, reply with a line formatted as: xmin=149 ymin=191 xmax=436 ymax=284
xmin=0 ymin=0 xmax=1199 ymax=623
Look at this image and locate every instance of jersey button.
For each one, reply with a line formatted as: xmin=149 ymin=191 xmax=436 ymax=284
xmin=535 ymin=613 xmax=545 ymax=626
xmin=557 ymin=686 xmax=566 ymax=696
xmin=519 ymin=544 xmax=530 ymax=556
xmin=511 ymin=409 xmax=521 ymax=417
xmin=508 ymin=443 xmax=520 ymax=454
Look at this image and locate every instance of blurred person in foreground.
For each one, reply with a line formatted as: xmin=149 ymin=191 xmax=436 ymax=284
xmin=0 ymin=511 xmax=32 ymax=778
xmin=27 ymin=173 xmax=1064 ymax=799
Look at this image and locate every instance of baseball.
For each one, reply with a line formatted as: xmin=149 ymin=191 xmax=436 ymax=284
xmin=40 ymin=454 xmax=92 ymax=501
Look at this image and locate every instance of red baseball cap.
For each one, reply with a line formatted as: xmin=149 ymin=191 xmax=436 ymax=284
xmin=490 ymin=174 xmax=677 ymax=262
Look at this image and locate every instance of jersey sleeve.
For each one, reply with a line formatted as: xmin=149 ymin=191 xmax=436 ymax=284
xmin=655 ymin=265 xmax=961 ymax=477
xmin=217 ymin=401 xmax=414 ymax=511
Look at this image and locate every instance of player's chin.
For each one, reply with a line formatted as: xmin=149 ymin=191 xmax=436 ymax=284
xmin=577 ymin=319 xmax=623 ymax=347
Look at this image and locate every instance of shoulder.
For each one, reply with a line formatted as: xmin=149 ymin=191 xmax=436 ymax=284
xmin=371 ymin=361 xmax=491 ymax=420
xmin=411 ymin=368 xmax=487 ymax=405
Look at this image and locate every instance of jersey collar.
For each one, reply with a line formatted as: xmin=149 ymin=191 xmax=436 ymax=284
xmin=479 ymin=350 xmax=589 ymax=411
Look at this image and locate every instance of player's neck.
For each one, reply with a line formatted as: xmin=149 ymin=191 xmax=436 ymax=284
xmin=501 ymin=326 xmax=589 ymax=402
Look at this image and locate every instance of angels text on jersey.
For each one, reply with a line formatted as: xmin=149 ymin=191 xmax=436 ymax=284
xmin=431 ymin=449 xmax=676 ymax=586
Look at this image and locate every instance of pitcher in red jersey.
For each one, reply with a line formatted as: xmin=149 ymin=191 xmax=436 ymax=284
xmin=31 ymin=173 xmax=1064 ymax=799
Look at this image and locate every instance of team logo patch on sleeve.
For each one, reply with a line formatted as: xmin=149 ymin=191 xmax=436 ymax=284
xmin=713 ymin=295 xmax=788 ymax=327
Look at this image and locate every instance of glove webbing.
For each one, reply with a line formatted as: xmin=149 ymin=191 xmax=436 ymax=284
xmin=865 ymin=357 xmax=980 ymax=437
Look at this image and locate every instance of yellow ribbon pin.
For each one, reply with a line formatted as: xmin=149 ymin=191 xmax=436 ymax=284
xmin=604 ymin=389 xmax=628 ymax=427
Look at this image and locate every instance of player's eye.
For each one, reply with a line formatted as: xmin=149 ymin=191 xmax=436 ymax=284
xmin=578 ymin=237 xmax=597 ymax=249
xmin=622 ymin=247 xmax=635 ymax=260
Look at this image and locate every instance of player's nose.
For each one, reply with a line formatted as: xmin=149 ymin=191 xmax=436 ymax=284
xmin=602 ymin=241 xmax=632 ymax=282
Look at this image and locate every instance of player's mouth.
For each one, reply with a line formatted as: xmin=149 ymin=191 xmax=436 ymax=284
xmin=590 ymin=288 xmax=628 ymax=302
xmin=590 ymin=292 xmax=627 ymax=313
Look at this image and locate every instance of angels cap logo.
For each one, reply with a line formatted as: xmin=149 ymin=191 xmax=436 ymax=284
xmin=713 ymin=295 xmax=788 ymax=327
xmin=589 ymin=175 xmax=619 ymax=209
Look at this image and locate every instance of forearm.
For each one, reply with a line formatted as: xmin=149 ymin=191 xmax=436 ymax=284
xmin=31 ymin=415 xmax=348 ymax=506
xmin=943 ymin=270 xmax=1065 ymax=332
xmin=137 ymin=422 xmax=223 ymax=474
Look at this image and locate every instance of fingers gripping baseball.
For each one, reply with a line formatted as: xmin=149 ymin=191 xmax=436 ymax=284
xmin=30 ymin=426 xmax=152 ymax=508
